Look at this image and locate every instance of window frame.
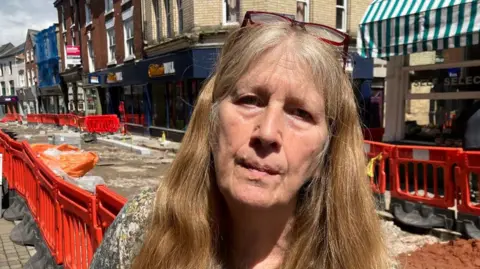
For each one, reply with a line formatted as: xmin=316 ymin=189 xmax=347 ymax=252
xmin=335 ymin=0 xmax=347 ymax=32
xmin=105 ymin=0 xmax=114 ymax=14
xmin=9 ymin=61 xmax=12 ymax=75
xmin=153 ymin=0 xmax=162 ymax=40
xmin=177 ymin=0 xmax=183 ymax=34
xmin=123 ymin=18 xmax=134 ymax=58
xmin=296 ymin=0 xmax=309 ymax=23
xmin=85 ymin=3 xmax=92 ymax=26
xmin=107 ymin=27 xmax=116 ymax=63
xmin=164 ymin=0 xmax=173 ymax=38
xmin=222 ymin=0 xmax=240 ymax=25
xmin=87 ymin=37 xmax=95 ymax=72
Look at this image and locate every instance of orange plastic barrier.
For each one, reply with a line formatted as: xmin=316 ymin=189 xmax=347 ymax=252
xmin=364 ymin=141 xmax=394 ymax=195
xmin=85 ymin=115 xmax=120 ymax=134
xmin=391 ymin=145 xmax=460 ymax=209
xmin=95 ymin=185 xmax=127 ymax=242
xmin=9 ymin=140 xmax=26 ymax=200
xmin=457 ymin=151 xmax=480 ymax=216
xmin=0 ymin=132 xmax=12 ymax=185
xmin=56 ymin=179 xmax=98 ymax=269
xmin=24 ymin=142 xmax=64 ymax=264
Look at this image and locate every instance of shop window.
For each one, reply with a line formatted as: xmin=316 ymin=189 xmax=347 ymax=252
xmin=124 ymin=85 xmax=145 ymax=125
xmin=151 ymin=83 xmax=167 ymax=127
xmin=335 ymin=0 xmax=346 ymax=31
xmin=296 ymin=0 xmax=309 ymax=23
xmin=223 ymin=0 xmax=240 ymax=24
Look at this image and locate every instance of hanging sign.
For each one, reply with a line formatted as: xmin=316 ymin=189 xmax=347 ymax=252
xmin=148 ymin=61 xmax=175 ymax=78
xmin=66 ymin=45 xmax=81 ymax=66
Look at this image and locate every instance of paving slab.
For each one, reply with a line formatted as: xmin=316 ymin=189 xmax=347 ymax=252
xmin=0 ymin=219 xmax=35 ymax=268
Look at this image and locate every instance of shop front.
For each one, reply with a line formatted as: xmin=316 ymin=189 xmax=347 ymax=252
xmin=16 ymin=86 xmax=38 ymax=115
xmin=60 ymin=66 xmax=82 ymax=115
xmin=89 ymin=47 xmax=220 ymax=141
xmin=358 ymin=0 xmax=480 ymax=149
xmin=38 ymin=84 xmax=66 ymax=114
xmin=0 ymin=96 xmax=19 ymax=117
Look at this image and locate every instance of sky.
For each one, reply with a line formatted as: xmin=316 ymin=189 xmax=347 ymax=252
xmin=0 ymin=0 xmax=58 ymax=46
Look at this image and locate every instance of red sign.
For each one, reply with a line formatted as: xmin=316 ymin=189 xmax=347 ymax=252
xmin=66 ymin=45 xmax=81 ymax=65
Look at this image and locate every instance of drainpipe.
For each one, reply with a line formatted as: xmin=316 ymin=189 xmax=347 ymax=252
xmin=73 ymin=0 xmax=83 ymax=114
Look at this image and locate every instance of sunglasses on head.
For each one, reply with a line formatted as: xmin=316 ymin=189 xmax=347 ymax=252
xmin=241 ymin=11 xmax=351 ymax=70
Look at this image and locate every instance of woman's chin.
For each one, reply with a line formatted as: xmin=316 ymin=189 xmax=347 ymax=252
xmin=227 ymin=184 xmax=280 ymax=209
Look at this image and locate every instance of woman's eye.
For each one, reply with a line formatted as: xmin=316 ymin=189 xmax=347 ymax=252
xmin=237 ymin=95 xmax=260 ymax=106
xmin=290 ymin=108 xmax=313 ymax=122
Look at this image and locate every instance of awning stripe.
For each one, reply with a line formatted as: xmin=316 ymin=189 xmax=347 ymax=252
xmin=357 ymin=0 xmax=480 ymax=58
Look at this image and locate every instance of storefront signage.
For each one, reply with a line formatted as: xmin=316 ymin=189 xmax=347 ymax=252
xmin=107 ymin=72 xmax=123 ymax=83
xmin=148 ymin=62 xmax=175 ymax=78
xmin=0 ymin=96 xmax=18 ymax=103
xmin=66 ymin=45 xmax=81 ymax=66
xmin=90 ymin=76 xmax=100 ymax=84
xmin=412 ymin=75 xmax=480 ymax=87
xmin=39 ymin=86 xmax=63 ymax=96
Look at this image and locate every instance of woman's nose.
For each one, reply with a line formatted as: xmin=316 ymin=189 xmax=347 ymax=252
xmin=253 ymin=106 xmax=283 ymax=151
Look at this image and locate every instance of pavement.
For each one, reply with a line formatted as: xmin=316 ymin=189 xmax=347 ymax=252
xmin=0 ymin=219 xmax=35 ymax=268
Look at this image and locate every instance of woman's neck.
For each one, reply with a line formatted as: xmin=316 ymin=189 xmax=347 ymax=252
xmin=226 ymin=204 xmax=296 ymax=269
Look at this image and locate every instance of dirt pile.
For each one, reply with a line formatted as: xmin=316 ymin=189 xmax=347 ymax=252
xmin=397 ymin=239 xmax=480 ymax=269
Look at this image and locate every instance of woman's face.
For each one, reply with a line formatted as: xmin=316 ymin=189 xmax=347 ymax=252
xmin=213 ymin=44 xmax=329 ymax=209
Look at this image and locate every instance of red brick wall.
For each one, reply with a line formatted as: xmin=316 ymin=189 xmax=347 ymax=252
xmin=56 ymin=0 xmax=144 ymax=73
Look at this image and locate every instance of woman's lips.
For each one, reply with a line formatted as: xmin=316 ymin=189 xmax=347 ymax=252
xmin=236 ymin=158 xmax=281 ymax=177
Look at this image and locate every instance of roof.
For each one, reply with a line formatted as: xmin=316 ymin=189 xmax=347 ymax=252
xmin=0 ymin=43 xmax=14 ymax=56
xmin=26 ymin=29 xmax=40 ymax=46
xmin=0 ymin=43 xmax=25 ymax=59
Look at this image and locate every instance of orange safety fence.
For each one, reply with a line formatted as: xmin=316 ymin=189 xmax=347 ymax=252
xmin=95 ymin=185 xmax=127 ymax=242
xmin=390 ymin=145 xmax=460 ymax=210
xmin=56 ymin=179 xmax=98 ymax=269
xmin=1 ymin=126 xmax=480 ymax=269
xmin=457 ymin=151 xmax=480 ymax=216
xmin=24 ymin=142 xmax=64 ymax=264
xmin=85 ymin=115 xmax=120 ymax=133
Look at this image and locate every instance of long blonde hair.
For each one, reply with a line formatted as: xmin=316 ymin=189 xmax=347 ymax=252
xmin=132 ymin=23 xmax=388 ymax=269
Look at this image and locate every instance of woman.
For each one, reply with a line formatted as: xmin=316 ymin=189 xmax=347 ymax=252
xmin=89 ymin=11 xmax=388 ymax=269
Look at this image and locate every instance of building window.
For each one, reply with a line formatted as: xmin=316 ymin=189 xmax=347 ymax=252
xmin=71 ymin=28 xmax=76 ymax=46
xmin=296 ymin=0 xmax=309 ymax=22
xmin=124 ymin=19 xmax=134 ymax=58
xmin=336 ymin=0 xmax=347 ymax=31
xmin=153 ymin=0 xmax=162 ymax=40
xmin=85 ymin=3 xmax=92 ymax=25
xmin=87 ymin=39 xmax=95 ymax=71
xmin=1 ymin=82 xmax=5 ymax=96
xmin=223 ymin=0 xmax=240 ymax=24
xmin=61 ymin=5 xmax=67 ymax=31
xmin=105 ymin=0 xmax=113 ymax=13
xmin=107 ymin=27 xmax=116 ymax=63
xmin=164 ymin=0 xmax=172 ymax=37
xmin=29 ymin=70 xmax=33 ymax=86
xmin=9 ymin=80 xmax=14 ymax=96
xmin=177 ymin=0 xmax=183 ymax=34
xmin=0 ymin=64 xmax=3 ymax=76
xmin=9 ymin=62 xmax=12 ymax=75
xmin=19 ymin=70 xmax=25 ymax=87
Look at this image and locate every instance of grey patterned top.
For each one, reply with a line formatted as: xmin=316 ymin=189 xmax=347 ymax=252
xmin=89 ymin=188 xmax=156 ymax=269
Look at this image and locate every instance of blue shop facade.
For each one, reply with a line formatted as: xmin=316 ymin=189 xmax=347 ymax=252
xmin=87 ymin=47 xmax=220 ymax=140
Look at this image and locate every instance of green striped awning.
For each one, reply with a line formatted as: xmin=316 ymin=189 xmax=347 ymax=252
xmin=357 ymin=0 xmax=480 ymax=59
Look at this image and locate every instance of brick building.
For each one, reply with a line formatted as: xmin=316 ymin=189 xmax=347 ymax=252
xmin=130 ymin=0 xmax=384 ymax=140
xmin=23 ymin=30 xmax=40 ymax=114
xmin=53 ymin=0 xmax=143 ymax=116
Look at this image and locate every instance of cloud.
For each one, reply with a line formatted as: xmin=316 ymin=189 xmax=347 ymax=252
xmin=0 ymin=0 xmax=58 ymax=46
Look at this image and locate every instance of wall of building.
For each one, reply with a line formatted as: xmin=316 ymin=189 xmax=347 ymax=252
xmin=25 ymin=35 xmax=37 ymax=87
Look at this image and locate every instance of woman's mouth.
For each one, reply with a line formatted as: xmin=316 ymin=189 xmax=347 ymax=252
xmin=236 ymin=158 xmax=281 ymax=176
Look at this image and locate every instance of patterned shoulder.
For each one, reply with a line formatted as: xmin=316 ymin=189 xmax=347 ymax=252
xmin=89 ymin=187 xmax=156 ymax=269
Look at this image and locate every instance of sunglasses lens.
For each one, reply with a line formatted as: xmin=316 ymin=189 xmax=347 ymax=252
xmin=250 ymin=13 xmax=290 ymax=24
xmin=304 ymin=25 xmax=345 ymax=44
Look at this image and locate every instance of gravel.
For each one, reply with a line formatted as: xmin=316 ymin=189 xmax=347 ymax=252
xmin=382 ymin=220 xmax=441 ymax=268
